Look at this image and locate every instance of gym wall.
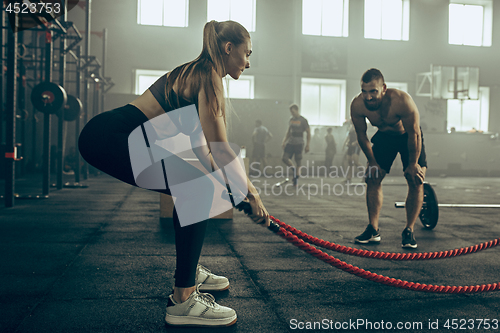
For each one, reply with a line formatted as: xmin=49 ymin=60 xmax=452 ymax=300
xmin=63 ymin=0 xmax=500 ymax=176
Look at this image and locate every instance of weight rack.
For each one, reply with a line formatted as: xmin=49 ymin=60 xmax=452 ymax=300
xmin=1 ymin=0 xmax=114 ymax=207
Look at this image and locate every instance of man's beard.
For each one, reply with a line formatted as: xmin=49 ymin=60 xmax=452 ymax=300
xmin=364 ymin=99 xmax=382 ymax=111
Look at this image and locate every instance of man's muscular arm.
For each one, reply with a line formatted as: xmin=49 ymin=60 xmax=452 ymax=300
xmin=400 ymin=93 xmax=421 ymax=165
xmin=399 ymin=92 xmax=424 ymax=183
xmin=350 ymin=99 xmax=376 ymax=165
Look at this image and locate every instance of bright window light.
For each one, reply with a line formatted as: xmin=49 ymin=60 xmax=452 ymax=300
xmin=207 ymin=0 xmax=256 ymax=32
xmin=302 ymin=0 xmax=349 ymax=37
xmin=138 ymin=0 xmax=189 ymax=27
xmin=164 ymin=0 xmax=189 ymax=27
xmin=302 ymin=83 xmax=321 ymax=124
xmin=364 ymin=0 xmax=382 ymax=39
xmin=386 ymin=81 xmax=408 ymax=93
xmin=447 ymin=87 xmax=489 ymax=132
xmin=223 ymin=75 xmax=255 ymax=99
xmin=135 ymin=69 xmax=167 ymax=95
xmin=301 ymin=78 xmax=346 ymax=126
xmin=381 ymin=0 xmax=403 ymax=40
xmin=138 ymin=0 xmax=163 ymax=26
xmin=364 ymin=0 xmax=409 ymax=41
xmin=449 ymin=0 xmax=492 ymax=47
xmin=449 ymin=3 xmax=489 ymax=46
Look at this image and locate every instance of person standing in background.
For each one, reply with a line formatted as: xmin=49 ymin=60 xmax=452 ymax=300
xmin=343 ymin=125 xmax=361 ymax=184
xmin=324 ymin=128 xmax=337 ymax=173
xmin=310 ymin=128 xmax=324 ymax=153
xmin=250 ymin=119 xmax=273 ymax=176
xmin=281 ymin=104 xmax=311 ymax=187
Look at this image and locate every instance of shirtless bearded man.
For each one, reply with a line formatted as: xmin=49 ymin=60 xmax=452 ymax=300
xmin=350 ymin=68 xmax=427 ymax=249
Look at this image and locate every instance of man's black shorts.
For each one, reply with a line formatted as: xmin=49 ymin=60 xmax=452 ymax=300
xmin=371 ymin=130 xmax=427 ymax=174
xmin=283 ymin=143 xmax=304 ymax=159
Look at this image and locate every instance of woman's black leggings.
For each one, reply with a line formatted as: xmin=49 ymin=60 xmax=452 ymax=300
xmin=78 ymin=104 xmax=207 ymax=288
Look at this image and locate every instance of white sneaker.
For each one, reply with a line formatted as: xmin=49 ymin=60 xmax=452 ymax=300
xmin=165 ymin=285 xmax=237 ymax=327
xmin=196 ymin=264 xmax=230 ymax=291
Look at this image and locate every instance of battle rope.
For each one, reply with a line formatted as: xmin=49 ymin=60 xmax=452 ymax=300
xmin=267 ymin=217 xmax=500 ymax=293
xmin=270 ymin=217 xmax=500 ymax=260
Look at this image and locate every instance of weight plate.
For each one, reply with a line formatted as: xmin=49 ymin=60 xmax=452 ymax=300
xmin=60 ymin=95 xmax=83 ymax=121
xmin=30 ymin=82 xmax=67 ymax=114
xmin=420 ymin=182 xmax=439 ymax=229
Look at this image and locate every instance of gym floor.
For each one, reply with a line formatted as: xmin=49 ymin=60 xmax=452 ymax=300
xmin=1 ymin=174 xmax=499 ymax=332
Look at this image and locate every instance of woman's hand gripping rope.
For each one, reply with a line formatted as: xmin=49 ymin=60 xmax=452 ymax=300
xmin=227 ymin=189 xmax=275 ymax=230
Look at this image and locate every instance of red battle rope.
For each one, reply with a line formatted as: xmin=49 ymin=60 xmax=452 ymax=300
xmin=270 ymin=217 xmax=500 ymax=260
xmin=268 ymin=217 xmax=500 ymax=293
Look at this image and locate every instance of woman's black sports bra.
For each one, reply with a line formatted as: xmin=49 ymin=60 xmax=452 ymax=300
xmin=148 ymin=73 xmax=199 ymax=111
xmin=148 ymin=73 xmax=201 ymax=137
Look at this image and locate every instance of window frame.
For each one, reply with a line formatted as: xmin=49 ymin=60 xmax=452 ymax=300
xmin=137 ymin=0 xmax=189 ymax=27
xmin=448 ymin=0 xmax=492 ymax=47
xmin=446 ymin=86 xmax=490 ymax=132
xmin=223 ymin=75 xmax=255 ymax=99
xmin=134 ymin=69 xmax=167 ymax=95
xmin=302 ymin=0 xmax=349 ymax=37
xmin=207 ymin=0 xmax=256 ymax=32
xmin=364 ymin=0 xmax=410 ymax=41
xmin=134 ymin=71 xmax=255 ymax=99
xmin=385 ymin=81 xmax=408 ymax=93
xmin=300 ymin=77 xmax=347 ymax=127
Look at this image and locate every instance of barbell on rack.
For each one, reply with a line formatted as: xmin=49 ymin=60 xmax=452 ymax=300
xmin=61 ymin=94 xmax=83 ymax=121
xmin=30 ymin=81 xmax=82 ymax=121
xmin=31 ymin=81 xmax=67 ymax=114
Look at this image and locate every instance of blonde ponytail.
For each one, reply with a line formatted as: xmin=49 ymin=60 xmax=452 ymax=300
xmin=203 ymin=20 xmax=226 ymax=77
xmin=165 ymin=20 xmax=250 ymax=124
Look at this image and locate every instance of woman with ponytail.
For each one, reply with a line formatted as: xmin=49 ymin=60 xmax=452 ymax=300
xmin=79 ymin=20 xmax=268 ymax=327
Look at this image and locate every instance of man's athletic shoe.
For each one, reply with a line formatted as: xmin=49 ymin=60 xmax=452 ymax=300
xmin=196 ymin=264 xmax=229 ymax=292
xmin=401 ymin=228 xmax=417 ymax=249
xmin=292 ymin=175 xmax=299 ymax=187
xmin=165 ymin=285 xmax=237 ymax=327
xmin=355 ymin=224 xmax=381 ymax=244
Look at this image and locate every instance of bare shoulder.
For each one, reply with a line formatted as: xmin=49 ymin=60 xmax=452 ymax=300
xmin=388 ymin=89 xmax=414 ymax=105
xmin=350 ymin=94 xmax=365 ymax=115
xmin=388 ymin=89 xmax=418 ymax=115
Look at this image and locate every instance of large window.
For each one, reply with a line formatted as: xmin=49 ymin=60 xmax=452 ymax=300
xmin=449 ymin=0 xmax=492 ymax=47
xmin=364 ymin=0 xmax=409 ymax=41
xmin=134 ymin=69 xmax=166 ymax=95
xmin=301 ymin=78 xmax=346 ymax=126
xmin=302 ymin=0 xmax=349 ymax=37
xmin=223 ymin=75 xmax=255 ymax=99
xmin=447 ymin=87 xmax=489 ymax=132
xmin=137 ymin=0 xmax=189 ymax=27
xmin=135 ymin=70 xmax=254 ymax=99
xmin=207 ymin=0 xmax=256 ymax=32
